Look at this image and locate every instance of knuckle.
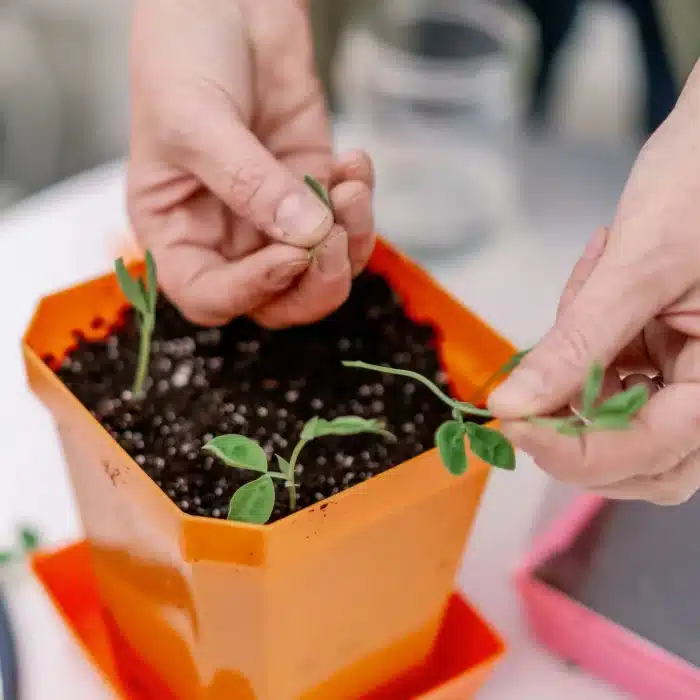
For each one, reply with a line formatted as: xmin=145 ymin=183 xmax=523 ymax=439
xmin=221 ymin=161 xmax=268 ymax=218
xmin=550 ymin=324 xmax=593 ymax=371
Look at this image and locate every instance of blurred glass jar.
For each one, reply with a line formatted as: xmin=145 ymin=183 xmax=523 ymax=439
xmin=333 ymin=0 xmax=534 ymax=257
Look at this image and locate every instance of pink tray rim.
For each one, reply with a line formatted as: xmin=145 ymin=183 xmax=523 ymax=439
xmin=514 ymin=493 xmax=700 ymax=700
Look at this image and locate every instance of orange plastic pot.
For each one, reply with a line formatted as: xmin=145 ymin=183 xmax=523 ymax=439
xmin=31 ymin=542 xmax=505 ymax=700
xmin=23 ymin=239 xmax=514 ymax=700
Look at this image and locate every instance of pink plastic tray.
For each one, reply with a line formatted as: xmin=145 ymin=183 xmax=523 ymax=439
xmin=516 ymin=494 xmax=700 ymax=700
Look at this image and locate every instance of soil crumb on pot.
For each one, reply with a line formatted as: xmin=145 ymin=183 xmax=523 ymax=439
xmin=54 ymin=271 xmax=468 ymax=522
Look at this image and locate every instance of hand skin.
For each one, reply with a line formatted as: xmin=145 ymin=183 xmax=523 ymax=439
xmin=127 ymin=0 xmax=376 ymax=329
xmin=488 ymin=59 xmax=700 ymax=506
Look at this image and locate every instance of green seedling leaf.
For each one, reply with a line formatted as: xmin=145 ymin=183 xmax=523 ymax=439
xmin=435 ymin=420 xmax=468 ymax=476
xmin=501 ymin=348 xmax=531 ymax=374
xmin=302 ymin=416 xmax=395 ymax=441
xmin=115 ymin=257 xmax=148 ymax=317
xmin=556 ymin=422 xmax=586 ymax=436
xmin=304 ymin=175 xmax=333 ymax=213
xmin=300 ymin=416 xmax=321 ymax=441
xmin=227 ymin=475 xmax=275 ymax=524
xmin=589 ymin=415 xmax=633 ymax=431
xmin=0 ymin=551 xmax=13 ymax=566
xmin=465 ymin=423 xmax=516 ymax=470
xmin=145 ymin=249 xmax=158 ymax=313
xmin=582 ymin=362 xmax=605 ymax=417
xmin=203 ymin=435 xmax=268 ymax=473
xmin=19 ymin=526 xmax=40 ymax=553
xmin=594 ymin=384 xmax=649 ymax=419
xmin=276 ymin=455 xmax=294 ymax=480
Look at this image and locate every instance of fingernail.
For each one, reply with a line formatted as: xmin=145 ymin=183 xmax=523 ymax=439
xmin=268 ymin=259 xmax=309 ymax=288
xmin=275 ymin=191 xmax=332 ymax=247
xmin=488 ymin=369 xmax=544 ymax=416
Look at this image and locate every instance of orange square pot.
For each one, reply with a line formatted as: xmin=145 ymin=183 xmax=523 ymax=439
xmin=22 ymin=240 xmax=513 ymax=699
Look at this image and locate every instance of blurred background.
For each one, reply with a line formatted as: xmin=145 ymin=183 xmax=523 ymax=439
xmin=0 ymin=0 xmax=697 ymax=207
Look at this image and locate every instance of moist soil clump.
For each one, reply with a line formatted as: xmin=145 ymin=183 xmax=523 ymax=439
xmin=54 ymin=271 xmax=469 ymax=522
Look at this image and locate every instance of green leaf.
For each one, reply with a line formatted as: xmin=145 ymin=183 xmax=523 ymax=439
xmin=145 ymin=249 xmax=158 ymax=314
xmin=304 ymin=175 xmax=333 ymax=213
xmin=582 ymin=363 xmax=605 ymax=417
xmin=300 ymin=416 xmax=321 ymax=441
xmin=301 ymin=416 xmax=394 ymax=441
xmin=227 ymin=475 xmax=276 ymax=524
xmin=115 ymin=257 xmax=148 ymax=316
xmin=0 ymin=551 xmax=14 ymax=566
xmin=464 ymin=423 xmax=516 ymax=470
xmin=595 ymin=384 xmax=649 ymax=419
xmin=500 ymin=348 xmax=531 ymax=375
xmin=19 ymin=526 xmax=40 ymax=552
xmin=435 ymin=420 xmax=468 ymax=476
xmin=589 ymin=415 xmax=633 ymax=431
xmin=203 ymin=435 xmax=268 ymax=473
xmin=276 ymin=455 xmax=294 ymax=480
xmin=556 ymin=422 xmax=586 ymax=436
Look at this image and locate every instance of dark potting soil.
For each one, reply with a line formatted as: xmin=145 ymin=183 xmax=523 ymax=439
xmin=535 ymin=492 xmax=700 ymax=668
xmin=53 ymin=271 xmax=471 ymax=523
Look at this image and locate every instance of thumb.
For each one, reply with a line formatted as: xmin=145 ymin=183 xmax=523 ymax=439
xmin=488 ymin=249 xmax=663 ymax=418
xmin=185 ymin=107 xmax=333 ymax=249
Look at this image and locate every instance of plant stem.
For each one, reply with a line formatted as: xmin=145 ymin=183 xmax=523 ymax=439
xmin=342 ymin=361 xmax=492 ymax=419
xmin=133 ymin=317 xmax=153 ymax=398
xmin=286 ymin=439 xmax=307 ymax=512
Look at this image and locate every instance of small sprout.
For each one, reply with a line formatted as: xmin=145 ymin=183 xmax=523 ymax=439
xmin=203 ymin=416 xmax=394 ymax=524
xmin=343 ymin=356 xmax=647 ymax=475
xmin=114 ymin=250 xmax=158 ymax=398
xmin=304 ymin=175 xmax=334 ymax=215
xmin=0 ymin=525 xmax=42 ymax=568
xmin=534 ymin=364 xmax=649 ymax=436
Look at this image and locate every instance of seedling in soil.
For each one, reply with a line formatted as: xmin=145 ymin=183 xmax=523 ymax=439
xmin=343 ymin=356 xmax=648 ymax=476
xmin=114 ymin=250 xmax=158 ymax=398
xmin=0 ymin=525 xmax=41 ymax=567
xmin=203 ymin=416 xmax=394 ymax=524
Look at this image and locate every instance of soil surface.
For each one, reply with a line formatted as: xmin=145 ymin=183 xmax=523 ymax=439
xmin=53 ymin=271 xmax=468 ymax=522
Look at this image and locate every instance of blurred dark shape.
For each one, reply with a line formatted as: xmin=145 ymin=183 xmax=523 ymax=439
xmin=0 ymin=589 xmax=18 ymax=700
xmin=521 ymin=0 xmax=677 ymax=134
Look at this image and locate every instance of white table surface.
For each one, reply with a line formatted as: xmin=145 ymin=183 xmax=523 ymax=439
xmin=0 ymin=132 xmax=640 ymax=699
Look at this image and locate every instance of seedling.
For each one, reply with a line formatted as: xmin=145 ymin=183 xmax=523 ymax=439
xmin=304 ymin=175 xmax=334 ymax=216
xmin=343 ymin=356 xmax=648 ymax=476
xmin=0 ymin=525 xmax=41 ymax=567
xmin=114 ymin=250 xmax=158 ymax=398
xmin=203 ymin=416 xmax=394 ymax=524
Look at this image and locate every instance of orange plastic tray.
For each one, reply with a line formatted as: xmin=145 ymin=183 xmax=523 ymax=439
xmin=31 ymin=543 xmax=504 ymax=700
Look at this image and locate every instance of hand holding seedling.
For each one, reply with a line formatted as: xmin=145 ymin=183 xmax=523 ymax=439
xmin=128 ymin=0 xmax=375 ymax=329
xmin=203 ymin=417 xmax=394 ymax=524
xmin=344 ymin=356 xmax=648 ymax=477
xmin=486 ymin=104 xmax=700 ymax=506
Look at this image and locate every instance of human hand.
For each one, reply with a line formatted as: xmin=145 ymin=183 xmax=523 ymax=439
xmin=127 ymin=0 xmax=375 ymax=328
xmin=488 ymin=62 xmax=700 ymax=505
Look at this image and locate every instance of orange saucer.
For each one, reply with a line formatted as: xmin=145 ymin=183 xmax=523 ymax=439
xmin=31 ymin=543 xmax=504 ymax=699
